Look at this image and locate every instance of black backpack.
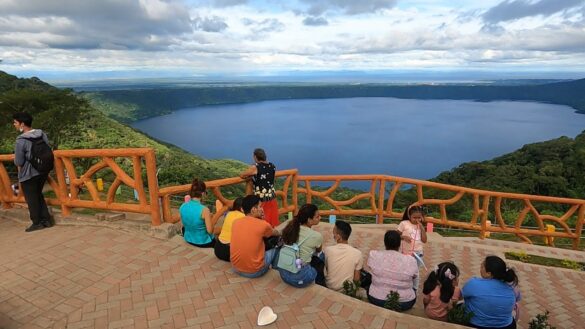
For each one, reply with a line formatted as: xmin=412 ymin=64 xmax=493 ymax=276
xmin=25 ymin=137 xmax=54 ymax=174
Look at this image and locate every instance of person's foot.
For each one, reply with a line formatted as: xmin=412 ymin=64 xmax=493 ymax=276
xmin=25 ymin=224 xmax=46 ymax=232
xmin=41 ymin=216 xmax=55 ymax=228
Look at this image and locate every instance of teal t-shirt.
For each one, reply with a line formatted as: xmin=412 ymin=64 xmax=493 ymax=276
xmin=180 ymin=199 xmax=213 ymax=245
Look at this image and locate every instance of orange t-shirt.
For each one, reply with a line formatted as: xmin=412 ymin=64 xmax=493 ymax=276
xmin=230 ymin=216 xmax=274 ymax=273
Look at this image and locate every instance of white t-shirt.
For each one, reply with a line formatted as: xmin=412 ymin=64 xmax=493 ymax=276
xmin=397 ymin=220 xmax=424 ymax=254
xmin=324 ymin=243 xmax=363 ymax=291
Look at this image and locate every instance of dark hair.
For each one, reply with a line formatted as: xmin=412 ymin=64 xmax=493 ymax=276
xmin=282 ymin=204 xmax=318 ymax=245
xmin=254 ymin=148 xmax=267 ymax=161
xmin=231 ymin=197 xmax=243 ymax=212
xmin=384 ymin=230 xmax=401 ymax=250
xmin=423 ymin=262 xmax=460 ymax=303
xmin=484 ymin=255 xmax=518 ymax=287
xmin=335 ymin=220 xmax=352 ymax=241
xmin=189 ymin=178 xmax=206 ymax=198
xmin=12 ymin=112 xmax=33 ymax=127
xmin=402 ymin=204 xmax=425 ymax=221
xmin=242 ymin=195 xmax=260 ymax=215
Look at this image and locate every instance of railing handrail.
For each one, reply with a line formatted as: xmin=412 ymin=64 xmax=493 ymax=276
xmin=1 ymin=148 xmax=583 ymax=249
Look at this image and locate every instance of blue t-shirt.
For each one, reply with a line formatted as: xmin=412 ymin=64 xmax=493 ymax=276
xmin=180 ymin=199 xmax=213 ymax=245
xmin=462 ymin=277 xmax=516 ymax=328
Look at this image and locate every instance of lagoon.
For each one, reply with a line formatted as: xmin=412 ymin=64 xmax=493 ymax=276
xmin=132 ymin=98 xmax=585 ymax=180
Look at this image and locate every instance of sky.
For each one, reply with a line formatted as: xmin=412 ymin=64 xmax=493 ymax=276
xmin=0 ymin=0 xmax=584 ymax=81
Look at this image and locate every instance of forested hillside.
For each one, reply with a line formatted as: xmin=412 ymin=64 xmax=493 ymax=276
xmin=0 ymin=71 xmax=246 ymax=187
xmin=87 ymin=78 xmax=585 ymax=122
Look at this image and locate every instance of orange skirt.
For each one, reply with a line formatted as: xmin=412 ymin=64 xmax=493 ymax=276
xmin=262 ymin=199 xmax=279 ymax=227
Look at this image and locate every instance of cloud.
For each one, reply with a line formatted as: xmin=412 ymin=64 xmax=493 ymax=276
xmin=193 ymin=16 xmax=229 ymax=32
xmin=208 ymin=0 xmax=248 ymax=7
xmin=0 ymin=0 xmax=193 ymax=50
xmin=303 ymin=16 xmax=329 ymax=26
xmin=483 ymin=0 xmax=585 ymax=23
xmin=300 ymin=0 xmax=398 ymax=15
xmin=241 ymin=18 xmax=285 ymax=34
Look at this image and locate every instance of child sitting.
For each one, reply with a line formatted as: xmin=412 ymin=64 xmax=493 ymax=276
xmin=423 ymin=262 xmax=461 ymax=321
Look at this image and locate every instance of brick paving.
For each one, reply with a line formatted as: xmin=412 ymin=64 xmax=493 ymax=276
xmin=0 ymin=212 xmax=583 ymax=329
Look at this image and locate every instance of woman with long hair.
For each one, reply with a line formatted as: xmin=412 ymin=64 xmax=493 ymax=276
xmin=276 ymin=204 xmax=324 ymax=287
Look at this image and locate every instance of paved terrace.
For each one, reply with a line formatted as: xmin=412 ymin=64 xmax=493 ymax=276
xmin=1 ymin=210 xmax=583 ymax=329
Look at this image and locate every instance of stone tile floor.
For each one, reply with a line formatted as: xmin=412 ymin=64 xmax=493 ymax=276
xmin=1 ymin=212 xmax=583 ymax=329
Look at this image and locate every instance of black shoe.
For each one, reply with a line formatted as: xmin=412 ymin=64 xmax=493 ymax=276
xmin=41 ymin=219 xmax=55 ymax=228
xmin=25 ymin=224 xmax=46 ymax=232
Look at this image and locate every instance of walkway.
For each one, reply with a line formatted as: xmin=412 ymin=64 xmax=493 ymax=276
xmin=0 ymin=210 xmax=583 ymax=329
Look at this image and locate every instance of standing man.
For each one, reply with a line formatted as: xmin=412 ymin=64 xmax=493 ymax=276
xmin=240 ymin=148 xmax=279 ymax=227
xmin=323 ymin=220 xmax=364 ymax=291
xmin=230 ymin=195 xmax=280 ymax=278
xmin=13 ymin=112 xmax=54 ymax=232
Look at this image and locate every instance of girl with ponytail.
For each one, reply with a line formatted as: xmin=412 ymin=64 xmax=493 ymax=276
xmin=462 ymin=256 xmax=520 ymax=329
xmin=277 ymin=204 xmax=324 ymax=287
xmin=180 ymin=178 xmax=217 ymax=248
xmin=422 ymin=262 xmax=462 ymax=321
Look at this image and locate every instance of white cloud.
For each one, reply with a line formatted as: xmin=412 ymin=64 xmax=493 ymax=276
xmin=0 ymin=0 xmax=584 ymax=77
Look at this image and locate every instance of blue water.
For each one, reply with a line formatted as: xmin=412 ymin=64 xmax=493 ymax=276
xmin=132 ymin=98 xmax=585 ymax=179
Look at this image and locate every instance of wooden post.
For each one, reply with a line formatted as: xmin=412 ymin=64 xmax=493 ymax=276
xmin=144 ymin=149 xmax=161 ymax=226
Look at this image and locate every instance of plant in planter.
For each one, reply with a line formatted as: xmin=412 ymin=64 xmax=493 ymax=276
xmin=384 ymin=291 xmax=401 ymax=312
xmin=342 ymin=280 xmax=362 ymax=300
xmin=529 ymin=310 xmax=556 ymax=329
xmin=447 ymin=303 xmax=473 ymax=325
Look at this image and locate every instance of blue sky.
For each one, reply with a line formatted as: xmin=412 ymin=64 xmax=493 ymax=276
xmin=0 ymin=0 xmax=584 ymax=80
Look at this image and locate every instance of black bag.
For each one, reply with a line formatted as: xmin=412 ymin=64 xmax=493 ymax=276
xmin=25 ymin=137 xmax=54 ymax=174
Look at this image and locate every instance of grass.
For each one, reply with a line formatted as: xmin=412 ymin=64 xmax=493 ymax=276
xmin=505 ymin=251 xmax=584 ymax=271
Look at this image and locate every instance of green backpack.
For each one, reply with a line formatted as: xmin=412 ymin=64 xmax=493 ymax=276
xmin=276 ymin=234 xmax=311 ymax=273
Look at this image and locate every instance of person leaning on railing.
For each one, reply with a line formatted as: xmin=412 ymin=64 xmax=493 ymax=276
xmin=214 ymin=197 xmax=245 ymax=262
xmin=180 ymin=178 xmax=217 ymax=248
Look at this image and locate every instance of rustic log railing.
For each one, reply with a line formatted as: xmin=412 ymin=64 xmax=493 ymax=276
xmin=0 ymin=148 xmax=161 ymax=225
xmin=158 ymin=169 xmax=298 ymax=224
xmin=1 ymin=148 xmax=584 ymax=249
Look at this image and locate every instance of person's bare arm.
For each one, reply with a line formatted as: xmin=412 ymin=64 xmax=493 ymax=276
xmin=202 ymin=208 xmax=213 ymax=234
xmin=419 ymin=222 xmax=428 ymax=243
xmin=240 ymin=165 xmax=257 ymax=179
xmin=353 ymin=269 xmax=361 ymax=282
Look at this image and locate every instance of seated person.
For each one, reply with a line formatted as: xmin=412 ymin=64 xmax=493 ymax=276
xmin=214 ymin=197 xmax=245 ymax=262
xmin=422 ymin=262 xmax=462 ymax=321
xmin=366 ymin=230 xmax=418 ymax=311
xmin=180 ymin=178 xmax=216 ymax=248
xmin=230 ymin=195 xmax=280 ymax=278
xmin=324 ymin=220 xmax=363 ymax=291
xmin=462 ymin=256 xmax=520 ymax=329
xmin=276 ymin=204 xmax=324 ymax=288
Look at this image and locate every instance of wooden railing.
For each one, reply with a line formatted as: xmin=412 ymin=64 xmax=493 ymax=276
xmin=0 ymin=148 xmax=161 ymax=225
xmin=298 ymin=175 xmax=585 ymax=249
xmin=158 ymin=169 xmax=298 ymax=223
xmin=2 ymin=148 xmax=584 ymax=249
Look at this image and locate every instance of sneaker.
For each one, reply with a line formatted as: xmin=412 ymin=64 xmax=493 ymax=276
xmin=25 ymin=224 xmax=46 ymax=232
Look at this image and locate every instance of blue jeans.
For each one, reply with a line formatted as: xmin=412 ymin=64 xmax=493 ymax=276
xmin=368 ymin=292 xmax=417 ymax=311
xmin=233 ymin=248 xmax=277 ymax=278
xmin=277 ymin=252 xmax=324 ymax=288
xmin=278 ymin=265 xmax=317 ymax=288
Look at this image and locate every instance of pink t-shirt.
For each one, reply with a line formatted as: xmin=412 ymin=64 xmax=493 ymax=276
xmin=397 ymin=221 xmax=424 ymax=254
xmin=423 ymin=286 xmax=462 ymax=321
xmin=367 ymin=250 xmax=418 ymax=302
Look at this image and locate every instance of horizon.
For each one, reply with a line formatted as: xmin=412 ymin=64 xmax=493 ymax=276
xmin=1 ymin=0 xmax=585 ymax=81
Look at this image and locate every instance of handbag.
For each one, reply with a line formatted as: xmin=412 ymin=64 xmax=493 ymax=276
xmin=276 ymin=234 xmax=311 ymax=274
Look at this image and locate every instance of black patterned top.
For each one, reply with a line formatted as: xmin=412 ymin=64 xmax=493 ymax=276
xmin=253 ymin=162 xmax=276 ymax=201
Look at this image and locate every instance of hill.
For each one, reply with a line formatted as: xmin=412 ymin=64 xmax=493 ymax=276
xmin=0 ymin=71 xmax=247 ymax=187
xmin=85 ymin=79 xmax=585 ymax=122
xmin=433 ymin=131 xmax=585 ymax=199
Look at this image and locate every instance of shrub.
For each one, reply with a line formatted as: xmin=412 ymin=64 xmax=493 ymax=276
xmin=384 ymin=291 xmax=401 ymax=312
xmin=529 ymin=310 xmax=556 ymax=329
